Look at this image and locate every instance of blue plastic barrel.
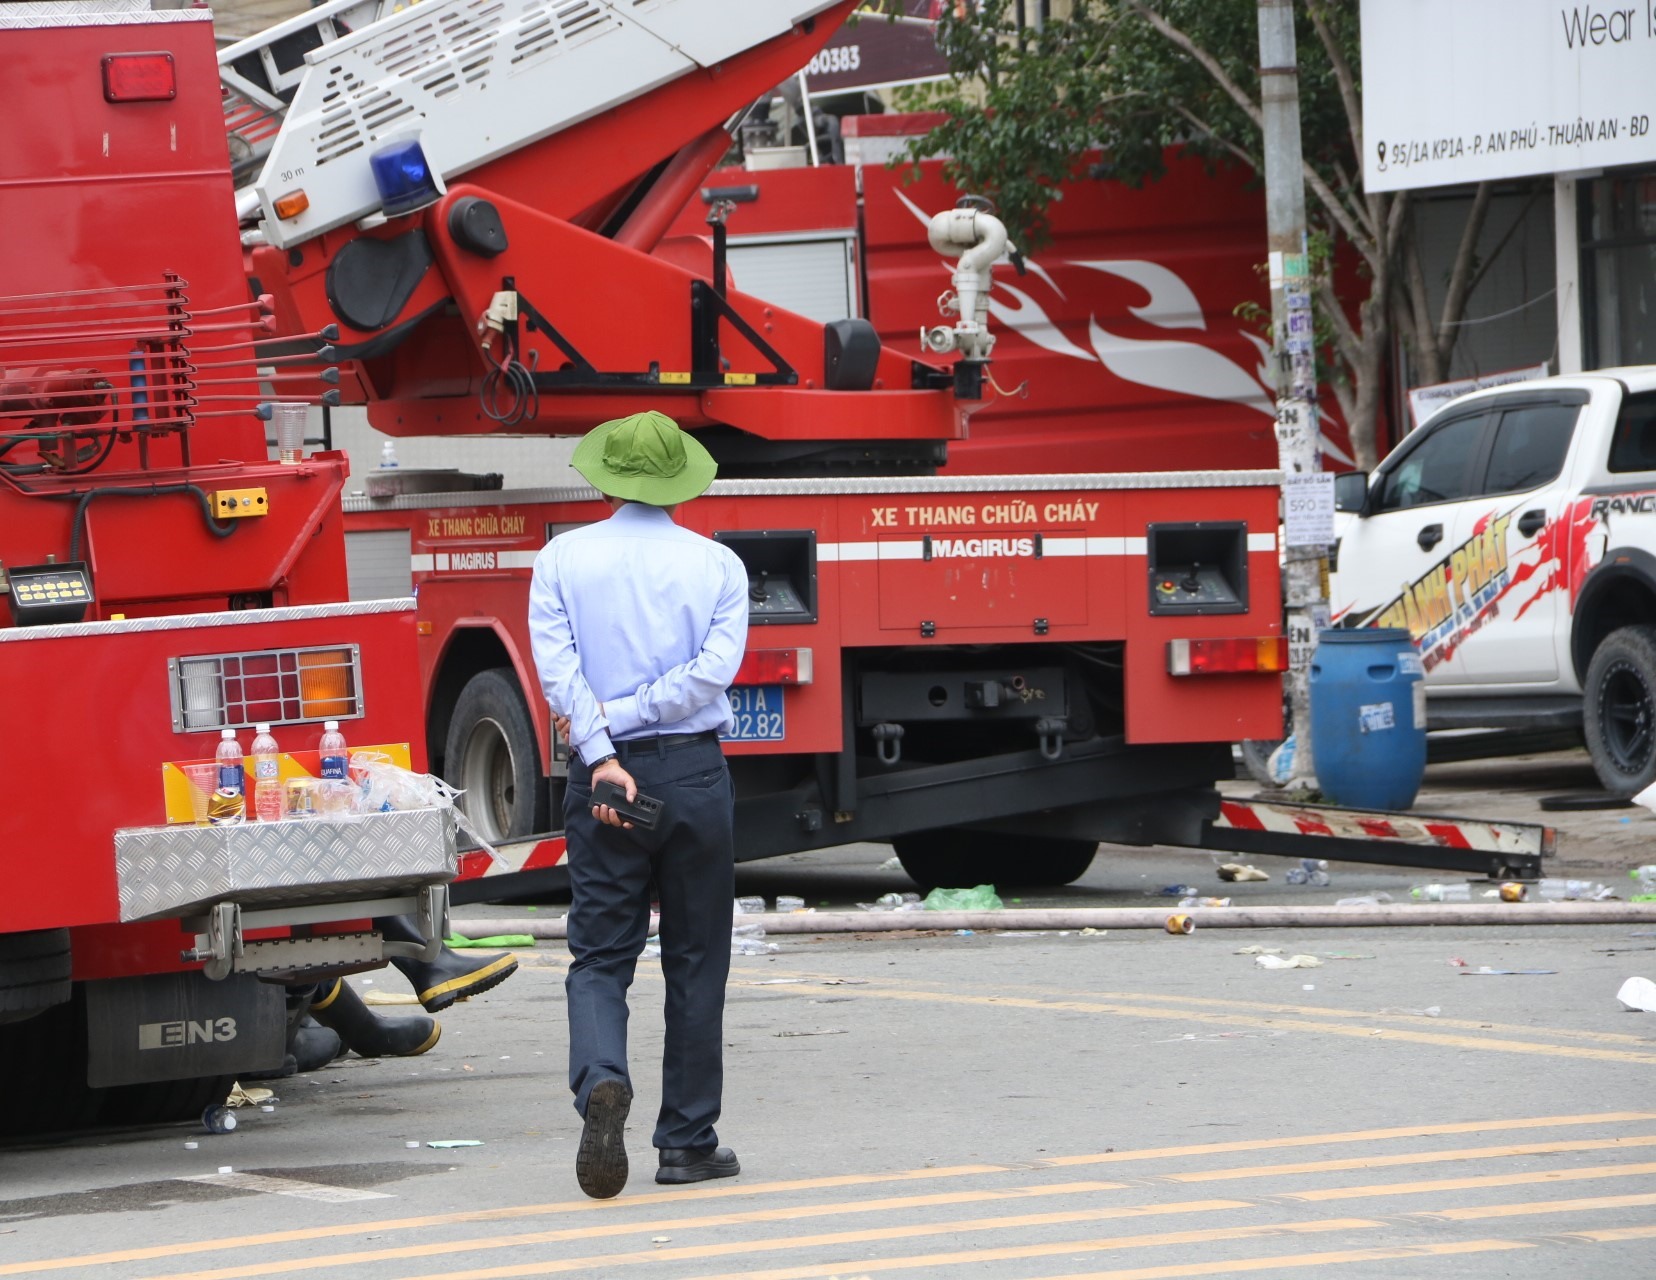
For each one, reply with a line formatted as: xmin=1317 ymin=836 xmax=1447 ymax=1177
xmin=1309 ymin=628 xmax=1426 ymax=810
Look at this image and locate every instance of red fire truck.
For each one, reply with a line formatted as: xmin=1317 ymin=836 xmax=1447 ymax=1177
xmin=0 ymin=1 xmax=455 ymax=1134
xmin=217 ymin=0 xmax=1288 ymax=899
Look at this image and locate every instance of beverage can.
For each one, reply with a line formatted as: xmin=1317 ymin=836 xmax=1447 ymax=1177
xmin=284 ymin=776 xmax=318 ymax=819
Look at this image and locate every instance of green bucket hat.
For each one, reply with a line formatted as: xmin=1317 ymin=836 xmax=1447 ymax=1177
xmin=571 ymin=410 xmax=717 ymax=506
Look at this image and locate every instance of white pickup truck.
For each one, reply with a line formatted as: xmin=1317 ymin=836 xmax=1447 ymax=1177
xmin=1330 ymin=367 xmax=1656 ymax=795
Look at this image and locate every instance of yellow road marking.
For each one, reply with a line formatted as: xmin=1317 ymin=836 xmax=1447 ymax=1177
xmin=792 ymin=983 xmax=1656 ymax=1063
xmin=1287 ymin=1159 xmax=1656 ymax=1201
xmin=1019 ymin=1239 xmax=1529 ymax=1280
xmin=0 ymin=1166 xmax=1002 ymax=1277
xmin=1166 ymin=1133 xmax=1656 ymax=1181
xmin=387 ymin=1217 xmax=1380 ymax=1280
xmin=1568 ymin=1223 xmax=1656 ymax=1241
xmin=1415 ymin=1190 xmax=1656 ymax=1220
xmin=150 ymin=1184 xmax=1222 ymax=1280
xmin=5 ymin=1112 xmax=1645 ymax=1276
xmin=985 ymin=980 xmax=1656 ymax=1048
xmin=1041 ymin=1111 xmax=1656 ymax=1168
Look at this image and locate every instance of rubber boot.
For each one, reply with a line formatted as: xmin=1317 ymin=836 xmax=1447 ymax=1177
xmin=244 ymin=988 xmax=343 ymax=1079
xmin=310 ymin=978 xmax=441 ymax=1058
xmin=377 ymin=914 xmax=519 ymax=1013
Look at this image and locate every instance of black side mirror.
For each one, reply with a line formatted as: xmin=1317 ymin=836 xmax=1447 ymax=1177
xmin=1334 ymin=470 xmax=1370 ymax=515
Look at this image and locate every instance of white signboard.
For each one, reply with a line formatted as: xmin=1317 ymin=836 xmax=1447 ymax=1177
xmin=1362 ymin=0 xmax=1656 ymax=192
xmin=1282 ymin=472 xmax=1335 ymax=548
xmin=1407 ymin=362 xmax=1552 ymax=431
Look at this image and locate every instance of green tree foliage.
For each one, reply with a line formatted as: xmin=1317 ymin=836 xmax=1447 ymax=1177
xmin=901 ymin=0 xmax=1498 ymax=469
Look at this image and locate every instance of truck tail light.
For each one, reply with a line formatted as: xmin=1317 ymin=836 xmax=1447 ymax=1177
xmin=172 ymin=645 xmax=361 ymax=731
xmin=1167 ymin=636 xmax=1288 ymax=676
xmin=102 ymin=52 xmax=176 ymax=102
xmin=734 ymin=648 xmax=813 ymax=685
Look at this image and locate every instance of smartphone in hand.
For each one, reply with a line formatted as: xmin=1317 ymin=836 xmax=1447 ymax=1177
xmin=589 ymin=778 xmax=664 ymax=830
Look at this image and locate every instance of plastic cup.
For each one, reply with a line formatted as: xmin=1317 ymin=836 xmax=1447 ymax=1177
xmin=182 ymin=763 xmax=218 ymax=825
xmin=273 ymin=403 xmax=307 ymax=463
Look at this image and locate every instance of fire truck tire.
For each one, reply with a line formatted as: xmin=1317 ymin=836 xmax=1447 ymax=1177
xmin=1584 ymin=625 xmax=1656 ymax=796
xmin=0 ymin=996 xmax=101 ymax=1136
xmin=893 ymin=831 xmax=1097 ymax=891
xmin=444 ymin=668 xmax=549 ymax=843
xmin=97 ymin=1074 xmax=238 ymax=1127
xmin=0 ymin=927 xmax=71 ymax=1023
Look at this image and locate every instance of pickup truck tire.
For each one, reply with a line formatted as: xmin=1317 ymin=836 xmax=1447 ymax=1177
xmin=444 ymin=668 xmax=549 ymax=844
xmin=894 ymin=831 xmax=1097 ymax=891
xmin=1584 ymin=625 xmax=1656 ymax=795
xmin=0 ymin=927 xmax=72 ymax=1024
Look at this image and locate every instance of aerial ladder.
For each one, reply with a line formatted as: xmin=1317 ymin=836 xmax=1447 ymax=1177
xmin=217 ymin=0 xmax=997 ymax=470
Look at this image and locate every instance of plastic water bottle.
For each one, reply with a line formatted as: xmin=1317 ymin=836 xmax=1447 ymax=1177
xmin=212 ymin=729 xmax=245 ymax=825
xmin=318 ymin=720 xmax=349 ymax=816
xmin=1631 ymin=866 xmax=1656 ymax=897
xmin=1410 ymin=882 xmax=1471 ymax=902
xmin=1286 ymin=858 xmax=1331 ymax=886
xmin=1536 ymin=878 xmax=1605 ymax=901
xmin=318 ymin=721 xmax=348 ymax=780
xmin=379 ymin=438 xmax=399 ymax=468
xmin=250 ymin=724 xmax=282 ymax=823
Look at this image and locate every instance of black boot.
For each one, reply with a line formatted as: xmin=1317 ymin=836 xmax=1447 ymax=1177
xmin=310 ymin=978 xmax=441 ymax=1058
xmin=245 ymin=988 xmax=345 ymax=1079
xmin=377 ymin=914 xmax=519 ymax=1013
xmin=292 ymin=1015 xmax=345 ymax=1072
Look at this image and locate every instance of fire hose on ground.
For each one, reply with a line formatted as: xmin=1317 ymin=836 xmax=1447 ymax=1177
xmin=453 ymin=901 xmax=1656 ymax=941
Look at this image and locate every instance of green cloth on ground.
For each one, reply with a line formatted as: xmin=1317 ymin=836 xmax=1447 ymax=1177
xmin=445 ymin=933 xmax=536 ymax=949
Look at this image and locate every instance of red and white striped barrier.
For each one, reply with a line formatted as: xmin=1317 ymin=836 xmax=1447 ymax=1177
xmin=1215 ymin=797 xmax=1554 ymax=859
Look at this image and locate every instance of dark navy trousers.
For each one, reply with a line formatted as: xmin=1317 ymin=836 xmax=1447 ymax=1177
xmin=562 ymin=733 xmax=734 ymax=1152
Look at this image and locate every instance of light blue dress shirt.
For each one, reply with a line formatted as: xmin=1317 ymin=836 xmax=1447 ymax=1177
xmin=528 ymin=502 xmax=750 ymax=763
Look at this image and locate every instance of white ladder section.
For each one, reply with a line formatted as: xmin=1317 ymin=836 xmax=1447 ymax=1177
xmin=220 ymin=0 xmax=837 ymax=250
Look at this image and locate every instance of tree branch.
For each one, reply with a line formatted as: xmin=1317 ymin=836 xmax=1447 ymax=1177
xmin=1310 ymin=6 xmax=1363 ymax=172
xmin=1172 ymin=105 xmax=1259 ymax=170
xmin=1435 ymin=181 xmax=1494 ymax=370
xmin=1403 ymin=218 xmax=1441 ymax=385
xmin=1124 ymin=1 xmax=1263 ymax=130
xmin=1464 ymin=182 xmax=1546 ymax=300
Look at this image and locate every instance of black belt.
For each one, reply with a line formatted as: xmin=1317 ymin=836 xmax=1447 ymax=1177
xmin=608 ymin=730 xmax=720 ymax=757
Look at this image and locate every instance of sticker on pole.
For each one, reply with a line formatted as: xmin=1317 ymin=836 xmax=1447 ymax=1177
xmin=1282 ymin=472 xmax=1335 ymax=547
xmin=1358 ymin=701 xmax=1395 ymax=734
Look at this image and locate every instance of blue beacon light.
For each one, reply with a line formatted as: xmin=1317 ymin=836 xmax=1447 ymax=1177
xmin=370 ymin=139 xmax=441 ymax=217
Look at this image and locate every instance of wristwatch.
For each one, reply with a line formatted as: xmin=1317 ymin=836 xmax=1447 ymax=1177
xmin=588 ymin=753 xmax=618 ymax=769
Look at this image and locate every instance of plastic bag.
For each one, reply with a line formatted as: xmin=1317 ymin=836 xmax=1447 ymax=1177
xmin=349 ymin=751 xmax=507 ymax=869
xmin=922 ymin=884 xmax=1004 ymax=911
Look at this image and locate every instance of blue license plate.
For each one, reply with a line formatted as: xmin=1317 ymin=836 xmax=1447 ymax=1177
xmin=722 ymin=685 xmax=786 ymax=741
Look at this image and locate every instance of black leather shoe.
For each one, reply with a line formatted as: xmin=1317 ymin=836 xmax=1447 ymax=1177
xmin=656 ymin=1145 xmax=740 ymax=1184
xmin=577 ymin=1078 xmax=632 ymax=1199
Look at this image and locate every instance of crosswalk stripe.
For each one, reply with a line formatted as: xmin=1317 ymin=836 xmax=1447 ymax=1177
xmin=1019 ymin=1239 xmax=1531 ymax=1280
xmin=389 ymin=1218 xmax=1382 ymax=1280
xmin=1414 ymin=1190 xmax=1656 ymax=1219
xmin=1286 ymin=1159 xmax=1656 ymax=1200
xmin=1164 ymin=1133 xmax=1656 ymax=1182
xmin=5 ymin=1113 xmax=1648 ymax=1277
xmin=1042 ymin=1111 xmax=1656 ymax=1167
xmin=145 ymin=1199 xmax=1252 ymax=1280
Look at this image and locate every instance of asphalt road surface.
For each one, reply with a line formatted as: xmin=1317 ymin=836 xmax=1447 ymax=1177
xmin=5 ymin=747 xmax=1656 ymax=1278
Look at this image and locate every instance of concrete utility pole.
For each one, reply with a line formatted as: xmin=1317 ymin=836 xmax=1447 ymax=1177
xmin=1257 ymin=0 xmax=1330 ymax=784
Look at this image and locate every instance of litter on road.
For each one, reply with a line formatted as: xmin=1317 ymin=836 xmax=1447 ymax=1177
xmin=1616 ymin=975 xmax=1656 ymax=1011
xmin=1255 ymin=954 xmax=1324 ymax=969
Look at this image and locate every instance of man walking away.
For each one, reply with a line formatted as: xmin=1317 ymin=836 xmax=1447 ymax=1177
xmin=528 ymin=410 xmax=749 ymax=1200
